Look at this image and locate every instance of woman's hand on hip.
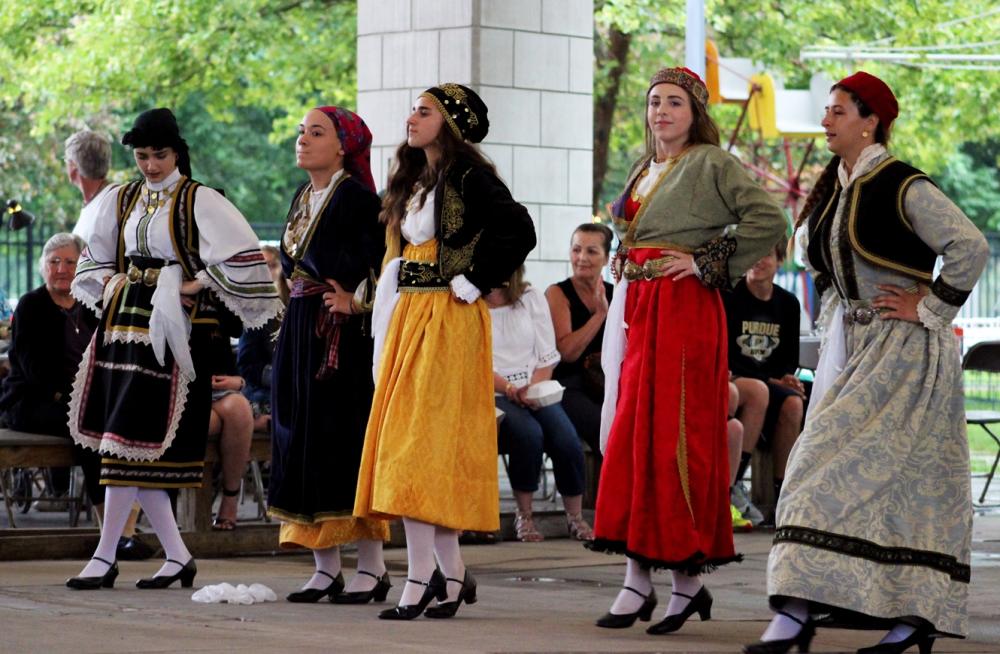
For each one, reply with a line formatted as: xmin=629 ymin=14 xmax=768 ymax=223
xmin=872 ymin=283 xmax=927 ymax=323
xmin=322 ymin=278 xmax=355 ymax=314
xmin=660 ymin=249 xmax=697 ymax=281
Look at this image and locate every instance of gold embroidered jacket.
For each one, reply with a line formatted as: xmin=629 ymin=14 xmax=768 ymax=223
xmin=612 ymin=144 xmax=787 ymax=287
xmin=415 ymin=158 xmax=536 ymax=293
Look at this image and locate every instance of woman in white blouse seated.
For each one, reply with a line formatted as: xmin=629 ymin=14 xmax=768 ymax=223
xmin=487 ymin=266 xmax=592 ymax=543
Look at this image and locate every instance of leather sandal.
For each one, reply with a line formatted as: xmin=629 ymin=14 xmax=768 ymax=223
xmin=514 ymin=509 xmax=544 ymax=542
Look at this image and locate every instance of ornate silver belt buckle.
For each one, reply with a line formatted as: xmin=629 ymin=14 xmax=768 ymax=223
xmin=852 ymin=307 xmax=874 ymax=325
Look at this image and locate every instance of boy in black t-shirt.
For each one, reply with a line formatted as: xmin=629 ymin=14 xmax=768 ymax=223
xmin=723 ymin=239 xmax=805 ymax=524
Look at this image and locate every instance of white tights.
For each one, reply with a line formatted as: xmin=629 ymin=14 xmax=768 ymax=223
xmin=77 ymin=486 xmax=191 ymax=578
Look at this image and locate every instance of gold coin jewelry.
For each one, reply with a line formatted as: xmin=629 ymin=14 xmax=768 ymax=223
xmin=139 ymin=184 xmax=175 ymax=216
xmin=284 ymin=186 xmax=313 ymax=257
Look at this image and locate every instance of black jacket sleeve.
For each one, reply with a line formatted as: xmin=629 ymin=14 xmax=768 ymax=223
xmin=460 ymin=166 xmax=536 ymax=293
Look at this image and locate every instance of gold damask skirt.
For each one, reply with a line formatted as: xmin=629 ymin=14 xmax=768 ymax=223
xmin=354 ymin=240 xmax=499 ymax=532
xmin=279 ymin=518 xmax=389 ymax=550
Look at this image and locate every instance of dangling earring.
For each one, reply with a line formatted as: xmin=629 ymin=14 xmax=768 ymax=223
xmin=862 ymin=130 xmax=870 ymax=138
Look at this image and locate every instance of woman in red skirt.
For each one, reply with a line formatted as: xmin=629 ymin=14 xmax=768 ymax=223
xmin=591 ymin=66 xmax=786 ymax=635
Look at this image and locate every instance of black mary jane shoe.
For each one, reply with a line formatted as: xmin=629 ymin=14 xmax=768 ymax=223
xmin=595 ymin=586 xmax=658 ymax=629
xmin=646 ymin=585 xmax=713 ymax=635
xmin=332 ymin=570 xmax=391 ymax=604
xmin=742 ymin=611 xmax=816 ymax=654
xmin=286 ymin=570 xmax=345 ymax=603
xmin=378 ymin=569 xmax=447 ymax=620
xmin=135 ymin=558 xmax=198 ymax=590
xmin=66 ymin=556 xmax=119 ymax=590
xmin=424 ymin=570 xmax=478 ymax=618
xmin=646 ymin=586 xmax=712 ymax=636
xmin=856 ymin=627 xmax=935 ymax=654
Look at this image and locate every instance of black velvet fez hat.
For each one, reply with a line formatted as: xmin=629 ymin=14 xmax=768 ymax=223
xmin=420 ymin=83 xmax=489 ymax=143
xmin=122 ymin=108 xmax=191 ymax=177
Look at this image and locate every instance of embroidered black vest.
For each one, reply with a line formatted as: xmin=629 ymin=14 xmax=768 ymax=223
xmin=115 ymin=177 xmax=206 ymax=279
xmin=807 ymin=157 xmax=936 ymax=299
xmin=115 ymin=178 xmax=235 ymax=332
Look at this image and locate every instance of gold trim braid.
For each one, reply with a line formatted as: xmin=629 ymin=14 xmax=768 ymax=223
xmin=420 ymin=92 xmax=463 ymax=140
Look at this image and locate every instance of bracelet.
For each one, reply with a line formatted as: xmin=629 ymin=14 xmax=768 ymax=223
xmin=505 ymin=381 xmax=514 ymax=395
xmin=238 ymin=378 xmax=245 ymax=391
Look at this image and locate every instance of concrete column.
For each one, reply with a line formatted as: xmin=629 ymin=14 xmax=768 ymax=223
xmin=357 ymin=0 xmax=594 ymax=288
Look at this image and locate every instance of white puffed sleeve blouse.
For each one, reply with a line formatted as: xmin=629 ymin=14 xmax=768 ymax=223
xmin=489 ymin=286 xmax=561 ymax=389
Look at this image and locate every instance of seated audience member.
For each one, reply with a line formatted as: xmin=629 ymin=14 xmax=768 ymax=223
xmin=207 ymin=331 xmax=254 ymax=531
xmin=727 ymin=380 xmax=752 ymax=531
xmin=722 ymin=239 xmax=804 ymax=524
xmin=0 ymin=234 xmax=103 ymax=511
xmin=488 ymin=266 xmax=592 ymax=543
xmin=237 ymin=244 xmax=285 ymax=430
xmin=545 ymin=223 xmax=615 ymax=461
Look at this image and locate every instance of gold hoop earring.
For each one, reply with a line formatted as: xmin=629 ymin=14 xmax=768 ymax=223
xmin=862 ymin=130 xmax=870 ymax=138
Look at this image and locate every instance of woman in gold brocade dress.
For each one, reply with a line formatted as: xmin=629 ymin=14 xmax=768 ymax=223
xmin=354 ymin=83 xmax=535 ymax=620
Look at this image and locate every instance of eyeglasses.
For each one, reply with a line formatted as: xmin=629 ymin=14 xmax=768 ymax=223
xmin=45 ymin=257 xmax=78 ymax=268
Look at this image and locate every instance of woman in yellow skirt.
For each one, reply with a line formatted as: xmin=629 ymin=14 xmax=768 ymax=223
xmin=355 ymin=83 xmax=535 ymax=620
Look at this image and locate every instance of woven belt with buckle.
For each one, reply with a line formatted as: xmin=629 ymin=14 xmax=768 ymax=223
xmin=622 ymin=256 xmax=677 ymax=282
xmin=398 ymin=259 xmax=449 ymax=290
xmin=844 ymin=305 xmax=882 ymax=325
xmin=126 ymin=264 xmax=161 ymax=287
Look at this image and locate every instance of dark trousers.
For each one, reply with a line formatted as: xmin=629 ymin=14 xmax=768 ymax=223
xmin=496 ymin=396 xmax=585 ymax=497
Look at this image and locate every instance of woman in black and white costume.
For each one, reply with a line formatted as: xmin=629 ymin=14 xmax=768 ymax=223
xmin=66 ymin=108 xmax=281 ymax=590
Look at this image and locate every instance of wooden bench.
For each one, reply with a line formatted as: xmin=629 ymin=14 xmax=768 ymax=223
xmin=0 ymin=428 xmax=270 ymax=532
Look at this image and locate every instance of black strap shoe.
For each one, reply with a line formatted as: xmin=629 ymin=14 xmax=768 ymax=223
xmin=856 ymin=626 xmax=934 ymax=654
xmin=286 ymin=570 xmax=345 ymax=603
xmin=135 ymin=558 xmax=197 ymax=589
xmin=332 ymin=570 xmax=391 ymax=604
xmin=66 ymin=556 xmax=119 ymax=590
xmin=424 ymin=570 xmax=477 ymax=618
xmin=596 ymin=586 xmax=658 ymax=628
xmin=378 ymin=569 xmax=446 ymax=620
xmin=647 ymin=585 xmax=713 ymax=635
xmin=743 ymin=611 xmax=816 ymax=654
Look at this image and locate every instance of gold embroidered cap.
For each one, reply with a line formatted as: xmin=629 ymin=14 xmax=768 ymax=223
xmin=420 ymin=83 xmax=490 ymax=143
xmin=647 ymin=67 xmax=709 ymax=107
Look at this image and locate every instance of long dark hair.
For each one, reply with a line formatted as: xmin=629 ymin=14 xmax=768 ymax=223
xmin=644 ymin=86 xmax=720 ymax=157
xmin=794 ymin=155 xmax=839 ymax=230
xmin=381 ymin=121 xmax=497 ymax=251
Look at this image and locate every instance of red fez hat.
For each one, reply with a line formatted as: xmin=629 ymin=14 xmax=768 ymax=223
xmin=836 ymin=71 xmax=898 ymax=129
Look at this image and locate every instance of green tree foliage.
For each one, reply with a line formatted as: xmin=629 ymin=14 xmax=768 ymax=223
xmin=938 ymin=139 xmax=1000 ymax=232
xmin=0 ymin=0 xmax=356 ymax=245
xmin=594 ymin=0 xmax=1000 ymax=219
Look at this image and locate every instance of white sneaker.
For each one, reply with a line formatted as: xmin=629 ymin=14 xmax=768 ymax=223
xmin=730 ymin=483 xmax=765 ymax=526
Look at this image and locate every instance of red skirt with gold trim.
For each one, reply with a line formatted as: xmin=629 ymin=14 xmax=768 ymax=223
xmin=590 ymin=247 xmax=739 ymax=573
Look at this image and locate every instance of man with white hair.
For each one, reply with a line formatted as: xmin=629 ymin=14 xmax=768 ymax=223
xmin=63 ymin=131 xmax=152 ymax=559
xmin=64 ymin=129 xmax=115 ymax=241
